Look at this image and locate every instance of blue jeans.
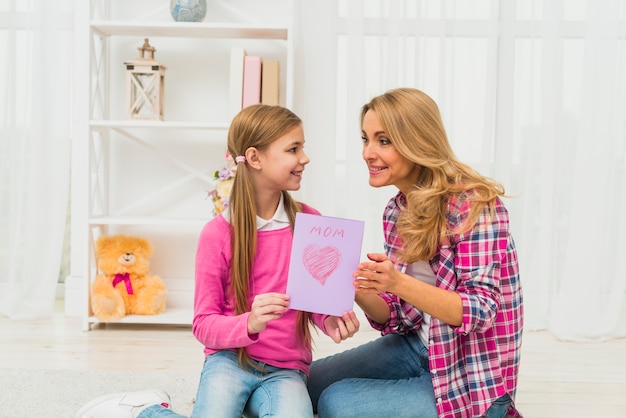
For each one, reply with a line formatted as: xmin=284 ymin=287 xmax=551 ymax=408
xmin=308 ymin=333 xmax=512 ymax=418
xmin=139 ymin=350 xmax=313 ymax=418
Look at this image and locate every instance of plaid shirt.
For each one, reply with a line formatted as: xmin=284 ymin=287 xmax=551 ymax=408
xmin=369 ymin=191 xmax=523 ymax=418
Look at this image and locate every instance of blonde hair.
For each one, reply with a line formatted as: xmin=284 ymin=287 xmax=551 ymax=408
xmin=361 ymin=88 xmax=506 ymax=262
xmin=226 ymin=104 xmax=313 ymax=369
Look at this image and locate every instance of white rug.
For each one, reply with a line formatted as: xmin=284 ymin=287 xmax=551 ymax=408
xmin=0 ymin=368 xmax=198 ymax=418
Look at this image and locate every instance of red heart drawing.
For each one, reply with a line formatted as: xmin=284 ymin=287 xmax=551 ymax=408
xmin=302 ymin=244 xmax=342 ymax=286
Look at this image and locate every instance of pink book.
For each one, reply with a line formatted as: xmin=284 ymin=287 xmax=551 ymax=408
xmin=242 ymin=55 xmax=262 ymax=108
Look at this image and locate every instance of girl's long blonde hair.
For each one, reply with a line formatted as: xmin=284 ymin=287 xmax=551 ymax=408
xmin=361 ymin=88 xmax=506 ymax=262
xmin=226 ymin=104 xmax=313 ymax=369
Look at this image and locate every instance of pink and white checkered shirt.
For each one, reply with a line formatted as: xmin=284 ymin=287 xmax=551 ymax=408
xmin=369 ymin=191 xmax=524 ymax=418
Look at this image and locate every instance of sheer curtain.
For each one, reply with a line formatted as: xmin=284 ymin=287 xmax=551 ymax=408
xmin=0 ymin=0 xmax=73 ymax=319
xmin=294 ymin=0 xmax=626 ymax=342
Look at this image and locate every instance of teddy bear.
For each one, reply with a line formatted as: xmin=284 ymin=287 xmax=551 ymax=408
xmin=91 ymin=234 xmax=167 ymax=321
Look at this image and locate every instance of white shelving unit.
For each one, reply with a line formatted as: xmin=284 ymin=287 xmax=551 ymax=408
xmin=69 ymin=0 xmax=293 ymax=330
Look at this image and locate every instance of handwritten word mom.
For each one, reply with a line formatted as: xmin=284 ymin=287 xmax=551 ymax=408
xmin=309 ymin=226 xmax=345 ymax=238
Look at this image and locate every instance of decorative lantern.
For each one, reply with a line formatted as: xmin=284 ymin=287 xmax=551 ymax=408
xmin=124 ymin=38 xmax=166 ymax=120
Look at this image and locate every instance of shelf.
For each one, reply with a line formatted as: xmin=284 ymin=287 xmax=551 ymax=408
xmin=91 ymin=21 xmax=289 ymax=40
xmin=73 ymin=0 xmax=293 ymax=331
xmin=90 ymin=120 xmax=230 ymax=131
xmin=88 ymin=307 xmax=193 ymax=327
xmin=89 ymin=216 xmax=211 ymax=227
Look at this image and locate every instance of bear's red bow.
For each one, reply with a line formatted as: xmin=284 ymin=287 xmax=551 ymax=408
xmin=112 ymin=273 xmax=134 ymax=295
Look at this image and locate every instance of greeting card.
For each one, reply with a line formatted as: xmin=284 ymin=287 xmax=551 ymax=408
xmin=286 ymin=213 xmax=365 ymax=316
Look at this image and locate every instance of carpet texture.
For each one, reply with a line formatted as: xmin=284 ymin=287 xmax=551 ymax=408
xmin=0 ymin=368 xmax=198 ymax=418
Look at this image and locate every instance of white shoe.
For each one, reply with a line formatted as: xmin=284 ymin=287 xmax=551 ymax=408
xmin=75 ymin=389 xmax=171 ymax=418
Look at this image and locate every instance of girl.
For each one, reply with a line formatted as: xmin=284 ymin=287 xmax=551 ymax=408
xmin=77 ymin=104 xmax=360 ymax=418
xmin=307 ymin=88 xmax=524 ymax=418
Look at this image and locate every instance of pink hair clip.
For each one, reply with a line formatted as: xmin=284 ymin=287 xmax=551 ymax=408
xmin=235 ymin=156 xmax=246 ymax=164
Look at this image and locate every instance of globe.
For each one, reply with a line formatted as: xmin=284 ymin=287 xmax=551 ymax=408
xmin=170 ymin=0 xmax=207 ymax=22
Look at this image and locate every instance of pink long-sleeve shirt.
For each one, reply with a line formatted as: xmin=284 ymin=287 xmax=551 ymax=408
xmin=192 ymin=203 xmax=328 ymax=375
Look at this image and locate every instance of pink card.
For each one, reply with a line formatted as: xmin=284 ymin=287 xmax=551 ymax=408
xmin=286 ymin=213 xmax=365 ymax=316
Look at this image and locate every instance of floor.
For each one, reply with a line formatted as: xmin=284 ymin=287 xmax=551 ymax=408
xmin=1 ymin=301 xmax=625 ymax=417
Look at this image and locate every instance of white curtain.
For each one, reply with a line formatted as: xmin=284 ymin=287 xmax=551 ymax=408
xmin=0 ymin=0 xmax=73 ymax=319
xmin=294 ymin=0 xmax=626 ymax=342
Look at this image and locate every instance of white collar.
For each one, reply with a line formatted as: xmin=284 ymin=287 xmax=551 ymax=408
xmin=222 ymin=194 xmax=289 ymax=231
xmin=256 ymin=194 xmax=289 ymax=231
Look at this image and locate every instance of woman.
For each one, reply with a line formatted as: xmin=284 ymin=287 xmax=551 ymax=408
xmin=308 ymin=88 xmax=523 ymax=418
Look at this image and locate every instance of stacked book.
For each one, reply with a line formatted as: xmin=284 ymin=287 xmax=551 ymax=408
xmin=228 ymin=46 xmax=280 ymax=120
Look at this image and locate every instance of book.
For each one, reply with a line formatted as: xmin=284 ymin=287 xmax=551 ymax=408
xmin=242 ymin=55 xmax=262 ymax=108
xmin=229 ymin=46 xmax=247 ymax=120
xmin=261 ymin=60 xmax=280 ymax=106
xmin=286 ymin=213 xmax=365 ymax=316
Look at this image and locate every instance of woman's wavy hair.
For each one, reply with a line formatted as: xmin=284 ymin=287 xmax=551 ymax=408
xmin=361 ymin=88 xmax=506 ymax=262
xmin=226 ymin=104 xmax=313 ymax=370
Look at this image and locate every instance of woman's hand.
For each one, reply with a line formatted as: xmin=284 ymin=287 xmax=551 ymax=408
xmin=324 ymin=311 xmax=360 ymax=343
xmin=247 ymin=292 xmax=290 ymax=335
xmin=355 ymin=253 xmax=464 ymax=326
xmin=353 ymin=253 xmax=402 ymax=294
